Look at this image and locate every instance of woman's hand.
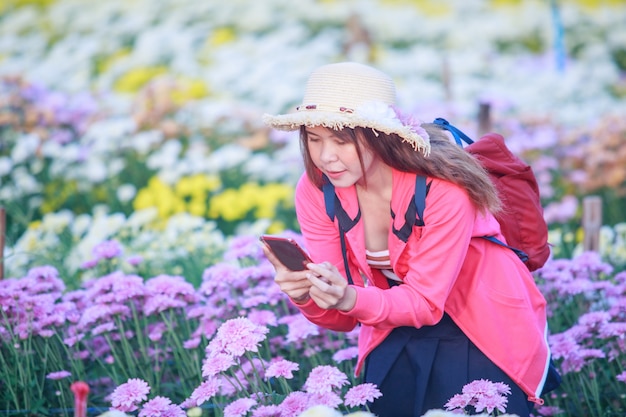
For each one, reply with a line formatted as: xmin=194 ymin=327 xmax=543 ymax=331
xmin=305 ymin=262 xmax=357 ymax=311
xmin=262 ymin=244 xmax=312 ymax=303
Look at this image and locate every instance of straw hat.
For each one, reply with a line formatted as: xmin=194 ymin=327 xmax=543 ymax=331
xmin=262 ymin=62 xmax=430 ymax=155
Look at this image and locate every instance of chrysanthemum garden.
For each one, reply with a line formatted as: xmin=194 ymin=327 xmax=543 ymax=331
xmin=1 ymin=0 xmax=625 ymax=416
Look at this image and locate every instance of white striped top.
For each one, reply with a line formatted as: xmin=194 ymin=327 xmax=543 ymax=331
xmin=365 ymin=249 xmax=402 ymax=282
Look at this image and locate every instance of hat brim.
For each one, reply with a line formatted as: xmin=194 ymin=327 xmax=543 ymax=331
xmin=263 ymin=110 xmax=430 ymax=154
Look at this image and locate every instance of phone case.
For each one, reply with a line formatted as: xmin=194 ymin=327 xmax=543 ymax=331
xmin=260 ymin=235 xmax=312 ymax=271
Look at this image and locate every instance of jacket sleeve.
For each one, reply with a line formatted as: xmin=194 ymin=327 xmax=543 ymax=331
xmin=348 ymin=179 xmax=480 ymax=329
xmin=293 ymin=174 xmax=359 ymax=332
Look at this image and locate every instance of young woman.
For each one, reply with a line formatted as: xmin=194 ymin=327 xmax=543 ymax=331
xmin=262 ymin=62 xmax=554 ymax=416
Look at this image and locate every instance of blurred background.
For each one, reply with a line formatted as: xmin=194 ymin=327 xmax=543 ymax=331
xmin=2 ymin=1 xmax=626 ymax=415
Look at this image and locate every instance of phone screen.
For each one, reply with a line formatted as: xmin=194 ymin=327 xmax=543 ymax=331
xmin=260 ymin=235 xmax=312 ymax=271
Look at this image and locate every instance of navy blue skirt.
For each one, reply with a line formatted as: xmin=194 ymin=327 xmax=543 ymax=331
xmin=363 ymin=314 xmax=534 ymax=417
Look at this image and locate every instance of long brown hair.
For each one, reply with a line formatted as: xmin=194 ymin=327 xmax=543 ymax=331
xmin=300 ymin=124 xmax=502 ymax=214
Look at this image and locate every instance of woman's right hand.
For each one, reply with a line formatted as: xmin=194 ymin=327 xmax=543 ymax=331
xmin=261 ymin=244 xmax=313 ymax=303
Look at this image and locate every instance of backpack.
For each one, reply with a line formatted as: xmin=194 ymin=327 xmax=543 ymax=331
xmin=321 ymin=118 xmax=550 ymax=283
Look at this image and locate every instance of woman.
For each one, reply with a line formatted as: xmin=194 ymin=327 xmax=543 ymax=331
xmin=262 ymin=62 xmax=553 ymax=416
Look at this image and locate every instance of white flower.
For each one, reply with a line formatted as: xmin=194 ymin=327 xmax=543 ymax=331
xmin=354 ymin=101 xmax=403 ymax=130
xmin=297 ymin=405 xmax=342 ymax=417
xmin=116 ymin=184 xmax=137 ymax=203
xmin=0 ymin=156 xmax=13 ymax=176
xmin=10 ymin=133 xmax=40 ymax=164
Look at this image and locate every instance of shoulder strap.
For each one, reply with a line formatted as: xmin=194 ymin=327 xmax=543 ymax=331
xmin=391 ymin=175 xmax=428 ymax=242
xmin=414 ymin=174 xmax=427 ymax=224
xmin=321 ymin=174 xmax=359 ymax=285
xmin=482 ymin=236 xmax=530 ymax=263
xmin=433 ymin=117 xmax=474 ymax=146
xmin=322 ymin=175 xmax=336 ymax=221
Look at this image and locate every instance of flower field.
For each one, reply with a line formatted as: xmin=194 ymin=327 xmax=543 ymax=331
xmin=1 ymin=0 xmax=626 ymax=416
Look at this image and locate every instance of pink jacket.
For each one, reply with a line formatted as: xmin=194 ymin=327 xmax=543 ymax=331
xmin=293 ymin=169 xmax=551 ymax=403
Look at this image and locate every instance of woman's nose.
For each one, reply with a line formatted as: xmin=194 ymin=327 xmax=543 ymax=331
xmin=319 ymin=142 xmax=339 ymax=163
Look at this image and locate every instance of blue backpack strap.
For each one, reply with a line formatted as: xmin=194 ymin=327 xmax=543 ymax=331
xmin=322 ymin=174 xmax=335 ymax=221
xmin=482 ymin=236 xmax=530 ymax=263
xmin=321 ymin=174 xmax=360 ymax=285
xmin=391 ymin=175 xmax=428 ymax=243
xmin=433 ymin=117 xmax=474 ymax=146
xmin=414 ymin=175 xmax=426 ymax=224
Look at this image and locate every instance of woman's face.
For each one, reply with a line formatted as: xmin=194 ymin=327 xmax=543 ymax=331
xmin=305 ymin=126 xmax=376 ymax=188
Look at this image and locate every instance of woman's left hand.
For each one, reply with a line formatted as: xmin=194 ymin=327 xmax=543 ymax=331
xmin=305 ymin=262 xmax=357 ymax=311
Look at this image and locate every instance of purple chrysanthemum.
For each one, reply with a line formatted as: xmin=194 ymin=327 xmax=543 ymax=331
xmin=303 ymin=365 xmax=348 ymax=394
xmin=138 ymin=396 xmax=186 ymax=417
xmin=332 ymin=347 xmax=359 ymax=363
xmin=206 ymin=317 xmax=269 ymax=358
xmin=279 ymin=391 xmax=311 ymax=416
xmin=187 ymin=377 xmax=222 ymax=406
xmin=223 ymin=397 xmax=258 ymax=417
xmin=46 ymin=370 xmax=72 ymax=380
xmin=202 ymin=352 xmax=236 ymax=377
xmin=344 ymin=383 xmax=382 ymax=407
xmin=265 ymin=359 xmax=299 ymax=380
xmin=110 ymin=378 xmax=150 ymax=412
xmin=92 ymin=239 xmax=124 ymax=260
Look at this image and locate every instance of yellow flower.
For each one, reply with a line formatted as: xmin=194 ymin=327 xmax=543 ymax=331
xmin=28 ymin=220 xmax=42 ymax=230
xmin=1 ymin=0 xmax=55 ymax=11
xmin=95 ymin=48 xmax=132 ymax=75
xmin=253 ymin=183 xmax=294 ymax=219
xmin=379 ymin=0 xmax=450 ymax=15
xmin=186 ymin=408 xmax=203 ymax=417
xmin=188 ymin=197 xmax=207 ymax=218
xmin=175 ymin=174 xmax=219 ymax=197
xmin=171 ymin=76 xmax=209 ymax=105
xmin=266 ymin=221 xmax=286 ymax=235
xmin=133 ymin=176 xmax=185 ymax=219
xmin=208 ymin=27 xmax=236 ymax=47
xmin=489 ymin=0 xmax=522 ymax=7
xmin=208 ymin=189 xmax=249 ymax=221
xmin=114 ymin=66 xmax=168 ymax=93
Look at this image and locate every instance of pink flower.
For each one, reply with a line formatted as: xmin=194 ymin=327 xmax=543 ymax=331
xmin=187 ymin=377 xmax=222 ymax=406
xmin=251 ymin=404 xmax=281 ymax=417
xmin=207 ymin=317 xmax=269 ymax=358
xmin=280 ymin=314 xmax=320 ymax=343
xmin=223 ymin=398 xmax=257 ymax=417
xmin=535 ymin=405 xmax=564 ymax=416
xmin=138 ymin=396 xmax=186 ymax=417
xmin=444 ymin=379 xmax=511 ymax=414
xmin=110 ymin=378 xmax=150 ymax=412
xmin=202 ymin=353 xmax=236 ymax=377
xmin=183 ymin=337 xmax=202 ymax=349
xmin=92 ymin=239 xmax=123 ymax=260
xmin=265 ymin=359 xmax=299 ymax=380
xmin=247 ymin=309 xmax=278 ymax=327
xmin=303 ymin=365 xmax=348 ymax=394
xmin=81 ymin=259 xmax=99 ymax=269
xmin=307 ymin=392 xmax=343 ymax=409
xmin=344 ymin=383 xmax=382 ymax=407
xmin=332 ymin=347 xmax=359 ymax=363
xmin=126 ymin=255 xmax=144 ymax=266
xmin=46 ymin=370 xmax=71 ymax=380
xmin=617 ymin=371 xmax=626 ymax=383
xmin=279 ymin=391 xmax=311 ymax=416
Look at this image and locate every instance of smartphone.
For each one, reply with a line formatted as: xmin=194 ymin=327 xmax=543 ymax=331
xmin=260 ymin=235 xmax=312 ymax=271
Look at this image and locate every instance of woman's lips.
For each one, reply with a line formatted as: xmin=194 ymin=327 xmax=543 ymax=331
xmin=325 ymin=170 xmax=345 ymax=179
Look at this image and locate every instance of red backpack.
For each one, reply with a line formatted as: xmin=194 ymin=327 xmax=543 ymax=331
xmin=433 ymin=118 xmax=551 ymax=271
